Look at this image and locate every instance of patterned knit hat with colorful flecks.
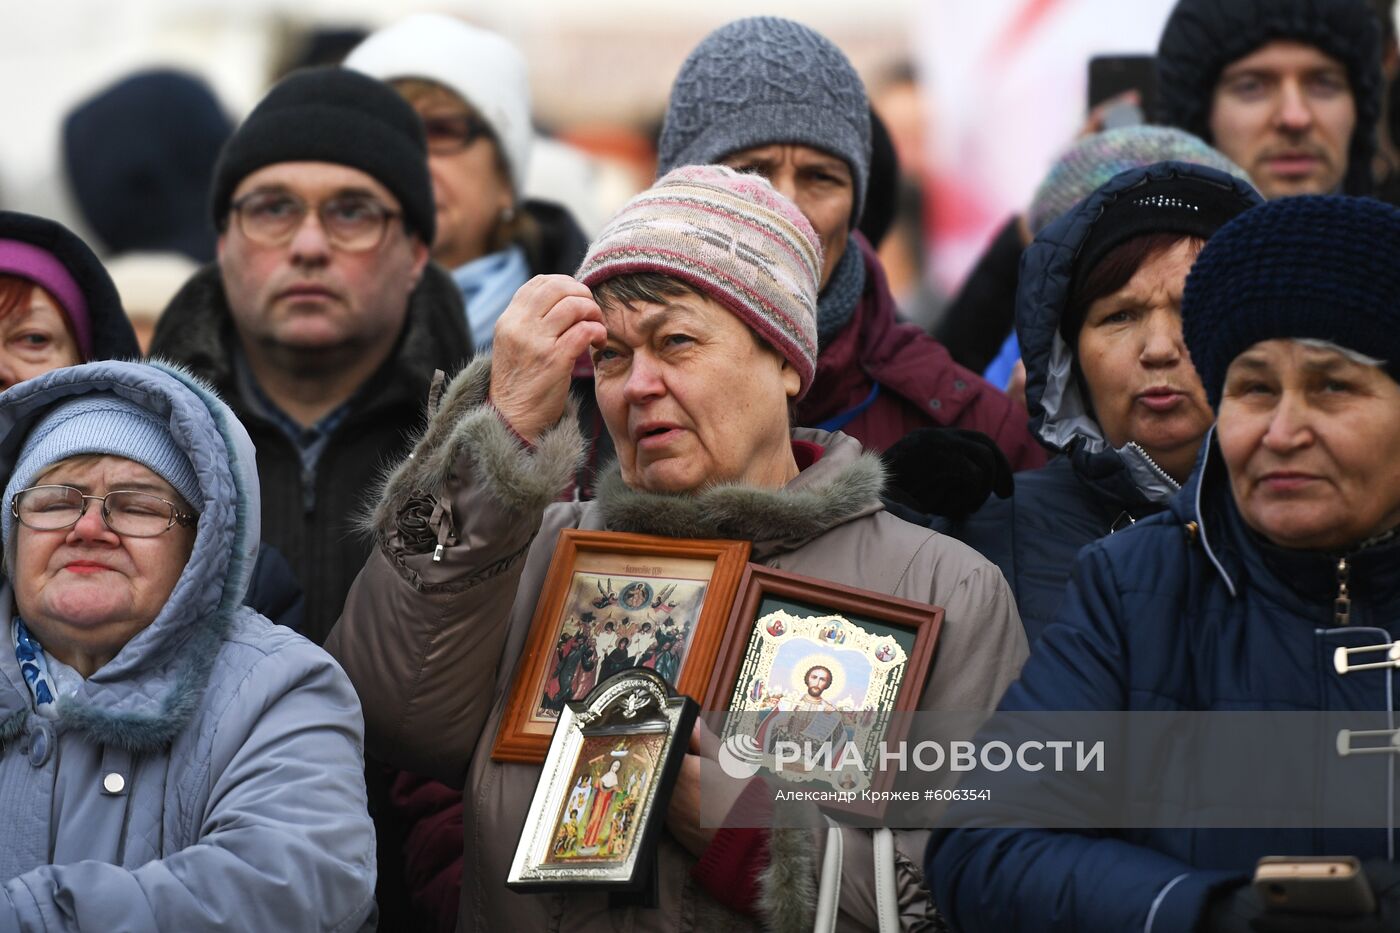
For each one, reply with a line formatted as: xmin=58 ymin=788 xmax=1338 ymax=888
xmin=576 ymin=164 xmax=822 ymax=398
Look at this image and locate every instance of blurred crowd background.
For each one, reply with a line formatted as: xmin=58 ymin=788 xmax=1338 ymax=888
xmin=0 ymin=0 xmax=1249 ymax=346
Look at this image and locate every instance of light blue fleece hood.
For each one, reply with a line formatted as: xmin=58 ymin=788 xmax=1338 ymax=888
xmin=0 ymin=360 xmax=260 ymax=751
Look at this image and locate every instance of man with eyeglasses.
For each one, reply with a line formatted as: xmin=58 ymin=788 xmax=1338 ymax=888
xmin=150 ymin=67 xmax=472 ymax=647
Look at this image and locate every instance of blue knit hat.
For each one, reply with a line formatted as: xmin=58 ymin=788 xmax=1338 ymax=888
xmin=1182 ymin=195 xmax=1400 ymax=408
xmin=3 ymin=394 xmax=201 ymax=549
xmin=657 ymin=16 xmax=872 ymax=225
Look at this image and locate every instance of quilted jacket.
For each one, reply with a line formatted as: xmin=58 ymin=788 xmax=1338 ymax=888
xmin=927 ymin=433 xmax=1400 ymax=933
xmin=0 ymin=362 xmax=376 ymax=932
xmin=936 ymin=163 xmax=1263 ymax=642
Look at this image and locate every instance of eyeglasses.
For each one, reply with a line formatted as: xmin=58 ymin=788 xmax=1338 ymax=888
xmin=12 ymin=485 xmax=198 ymax=538
xmin=230 ymin=190 xmax=402 ymax=252
xmin=420 ymin=113 xmax=493 ymax=155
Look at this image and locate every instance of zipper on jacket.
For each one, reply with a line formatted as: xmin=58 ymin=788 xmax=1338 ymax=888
xmin=301 ymin=467 xmax=316 ymax=514
xmin=1335 ymin=557 xmax=1352 ymax=626
xmin=1126 ymin=442 xmax=1182 ymax=492
xmin=430 ymin=497 xmax=457 ymax=561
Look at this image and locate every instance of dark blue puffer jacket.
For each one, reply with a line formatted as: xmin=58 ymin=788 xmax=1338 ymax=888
xmin=936 ymin=162 xmax=1261 ymax=643
xmin=927 ymin=433 xmax=1400 ymax=932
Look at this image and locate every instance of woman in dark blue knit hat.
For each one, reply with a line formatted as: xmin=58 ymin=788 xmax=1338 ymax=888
xmin=930 ymin=195 xmax=1400 ymax=931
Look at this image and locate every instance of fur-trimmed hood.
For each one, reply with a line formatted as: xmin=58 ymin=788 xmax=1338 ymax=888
xmin=0 ymin=360 xmax=260 ymax=752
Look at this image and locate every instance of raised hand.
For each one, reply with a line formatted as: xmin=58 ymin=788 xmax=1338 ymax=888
xmin=488 ymin=274 xmax=607 ymax=442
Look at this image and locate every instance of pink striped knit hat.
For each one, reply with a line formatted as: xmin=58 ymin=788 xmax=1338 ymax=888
xmin=576 ymin=164 xmax=822 ymax=398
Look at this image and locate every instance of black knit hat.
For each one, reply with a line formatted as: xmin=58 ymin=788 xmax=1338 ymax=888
xmin=1156 ymin=0 xmax=1382 ymax=196
xmin=1061 ymin=169 xmax=1259 ymax=344
xmin=210 ymin=67 xmax=434 ymax=243
xmin=0 ymin=211 xmax=141 ymax=361
xmin=1182 ymin=195 xmax=1400 ymax=408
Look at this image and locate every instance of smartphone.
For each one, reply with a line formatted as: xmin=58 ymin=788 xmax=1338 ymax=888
xmin=1087 ymin=54 xmax=1158 ymax=121
xmin=1253 ymin=855 xmax=1377 ymax=917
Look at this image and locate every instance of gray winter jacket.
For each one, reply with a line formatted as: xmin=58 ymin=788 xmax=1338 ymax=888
xmin=327 ymin=356 xmax=1027 ymax=932
xmin=0 ymin=361 xmax=376 ymax=932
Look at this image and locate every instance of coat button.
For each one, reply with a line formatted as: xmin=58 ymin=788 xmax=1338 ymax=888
xmin=102 ymin=772 xmax=126 ymax=795
xmin=28 ymin=724 xmax=51 ymax=767
xmin=928 ymin=399 xmax=942 ymax=411
xmin=954 ymin=379 xmax=966 ymax=391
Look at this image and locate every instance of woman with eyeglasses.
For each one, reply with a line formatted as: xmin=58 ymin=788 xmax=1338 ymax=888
xmin=344 ymin=23 xmax=603 ymax=929
xmin=0 ymin=360 xmax=375 ymax=931
xmin=0 ymin=209 xmax=306 ymax=635
xmin=346 ymin=15 xmax=590 ymax=356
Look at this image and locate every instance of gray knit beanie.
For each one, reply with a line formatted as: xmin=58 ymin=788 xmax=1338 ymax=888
xmin=657 ymin=16 xmax=872 ymax=226
xmin=3 ymin=394 xmax=201 ymax=551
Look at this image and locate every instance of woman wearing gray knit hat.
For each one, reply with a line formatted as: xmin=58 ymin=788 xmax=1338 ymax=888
xmin=656 ymin=15 xmax=1044 ymax=472
xmin=0 ymin=360 xmax=374 ymax=930
xmin=329 ymin=164 xmax=1027 ymax=932
xmin=930 ymin=194 xmax=1400 ymax=932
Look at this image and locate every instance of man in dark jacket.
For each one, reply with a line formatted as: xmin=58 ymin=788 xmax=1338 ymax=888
xmin=937 ymin=0 xmax=1381 ymax=377
xmin=149 ymin=67 xmax=472 ymax=646
xmin=655 ymin=16 xmax=1044 ymax=471
xmin=1156 ymin=0 xmax=1382 ymax=199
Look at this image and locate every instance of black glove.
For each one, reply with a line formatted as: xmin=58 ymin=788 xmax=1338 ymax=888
xmin=880 ymin=427 xmax=1015 ymax=520
xmin=1201 ymin=861 xmax=1400 ymax=933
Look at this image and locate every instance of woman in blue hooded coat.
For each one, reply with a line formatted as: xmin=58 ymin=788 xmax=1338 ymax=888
xmin=929 ymin=195 xmax=1400 ymax=932
xmin=936 ymin=162 xmax=1261 ymax=643
xmin=0 ymin=361 xmax=375 ymax=931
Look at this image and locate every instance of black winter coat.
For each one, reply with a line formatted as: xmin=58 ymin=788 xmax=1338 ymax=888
xmin=149 ymin=262 xmax=472 ymax=644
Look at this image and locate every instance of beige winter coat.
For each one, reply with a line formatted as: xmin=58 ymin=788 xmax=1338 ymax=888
xmin=326 ymin=357 xmax=1028 ymax=932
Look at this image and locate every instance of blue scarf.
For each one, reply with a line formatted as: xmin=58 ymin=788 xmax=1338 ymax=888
xmin=12 ymin=617 xmax=58 ymax=719
xmin=815 ymin=241 xmax=866 ymax=348
xmin=452 ymin=245 xmax=531 ymax=352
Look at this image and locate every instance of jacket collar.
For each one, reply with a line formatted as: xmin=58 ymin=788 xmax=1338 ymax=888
xmin=799 ymin=232 xmax=951 ymax=426
xmin=151 ymin=261 xmax=473 ymax=415
xmin=594 ymin=428 xmax=885 ymax=561
xmin=1172 ymin=431 xmax=1400 ymax=609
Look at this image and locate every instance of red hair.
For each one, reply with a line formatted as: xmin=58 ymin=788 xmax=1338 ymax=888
xmin=0 ymin=273 xmax=83 ymax=356
xmin=0 ymin=273 xmax=29 ymax=320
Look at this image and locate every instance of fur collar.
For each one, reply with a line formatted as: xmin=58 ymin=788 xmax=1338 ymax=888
xmin=366 ymin=354 xmax=883 ymax=567
xmin=595 ymin=433 xmax=886 ymax=557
